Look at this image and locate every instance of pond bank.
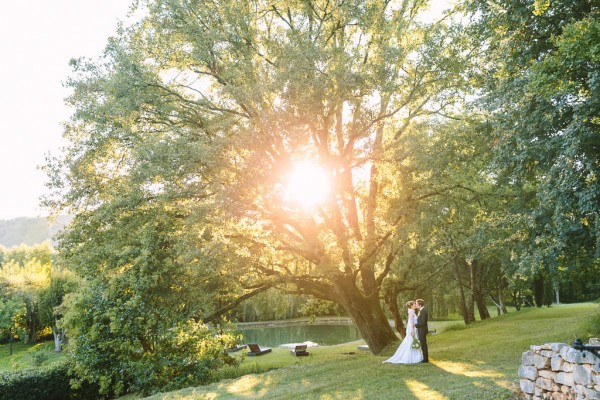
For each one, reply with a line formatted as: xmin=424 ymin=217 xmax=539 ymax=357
xmin=237 ymin=316 xmax=354 ymax=329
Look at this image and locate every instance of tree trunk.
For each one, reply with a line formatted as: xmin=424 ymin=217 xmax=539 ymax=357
xmin=489 ymin=277 xmax=508 ymax=315
xmin=453 ymin=258 xmax=472 ymax=324
xmin=384 ymin=293 xmax=405 ymax=338
xmin=9 ymin=327 xmax=13 ymax=356
xmin=335 ymin=278 xmax=397 ymax=355
xmin=471 ymin=260 xmax=490 ymax=320
xmin=474 ymin=291 xmax=490 ymax=320
xmin=489 ymin=293 xmax=507 ymax=315
xmin=466 ymin=296 xmax=476 ymax=323
xmin=53 ymin=318 xmax=62 ymax=352
xmin=511 ymin=290 xmax=522 ymax=311
xmin=533 ymin=274 xmax=544 ymax=307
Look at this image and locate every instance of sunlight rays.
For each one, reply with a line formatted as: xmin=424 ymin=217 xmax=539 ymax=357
xmin=283 ymin=160 xmax=330 ymax=209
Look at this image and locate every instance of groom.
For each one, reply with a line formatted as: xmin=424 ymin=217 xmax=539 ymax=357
xmin=414 ymin=298 xmax=429 ymax=363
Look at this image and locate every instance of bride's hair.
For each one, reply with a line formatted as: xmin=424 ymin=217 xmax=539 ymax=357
xmin=405 ymin=300 xmax=415 ymax=309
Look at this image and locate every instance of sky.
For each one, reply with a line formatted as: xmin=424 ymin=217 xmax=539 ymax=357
xmin=0 ymin=1 xmax=132 ymax=220
xmin=0 ymin=0 xmax=453 ymax=222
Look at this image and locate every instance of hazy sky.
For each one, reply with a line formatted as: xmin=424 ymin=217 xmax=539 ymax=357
xmin=0 ymin=0 xmax=453 ymax=221
xmin=0 ymin=1 xmax=132 ymax=220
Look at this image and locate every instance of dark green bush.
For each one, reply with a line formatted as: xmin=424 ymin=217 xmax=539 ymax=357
xmin=0 ymin=362 xmax=103 ymax=400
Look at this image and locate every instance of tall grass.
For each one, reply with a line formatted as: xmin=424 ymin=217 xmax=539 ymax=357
xmin=132 ymin=302 xmax=598 ymax=400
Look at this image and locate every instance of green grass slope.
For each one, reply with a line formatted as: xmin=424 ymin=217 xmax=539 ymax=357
xmin=0 ymin=341 xmax=63 ymax=371
xmin=136 ymin=303 xmax=598 ymax=400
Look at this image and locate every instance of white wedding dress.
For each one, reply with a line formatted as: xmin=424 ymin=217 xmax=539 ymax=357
xmin=383 ymin=309 xmax=423 ymax=364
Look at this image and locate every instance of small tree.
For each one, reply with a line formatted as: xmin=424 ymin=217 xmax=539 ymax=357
xmin=0 ymin=298 xmax=26 ymax=355
xmin=39 ymin=269 xmax=79 ymax=352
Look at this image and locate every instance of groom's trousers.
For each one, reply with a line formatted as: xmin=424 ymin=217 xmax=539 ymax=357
xmin=418 ymin=331 xmax=428 ymax=362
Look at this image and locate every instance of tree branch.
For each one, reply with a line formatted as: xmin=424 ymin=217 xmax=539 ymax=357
xmin=202 ymin=284 xmax=273 ymax=323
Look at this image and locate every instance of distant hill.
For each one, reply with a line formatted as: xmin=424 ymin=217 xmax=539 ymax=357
xmin=0 ymin=216 xmax=72 ymax=248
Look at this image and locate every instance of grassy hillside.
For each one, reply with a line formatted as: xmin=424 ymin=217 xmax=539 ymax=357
xmin=0 ymin=341 xmax=64 ymax=371
xmin=135 ymin=303 xmax=598 ymax=400
xmin=0 ymin=215 xmax=71 ymax=247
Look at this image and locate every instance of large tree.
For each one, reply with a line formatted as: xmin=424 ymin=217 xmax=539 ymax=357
xmin=47 ymin=0 xmax=470 ymax=355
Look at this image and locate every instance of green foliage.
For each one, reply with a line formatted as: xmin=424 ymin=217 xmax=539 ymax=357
xmin=0 ymin=298 xmax=26 ymax=343
xmin=0 ymin=244 xmax=57 ymax=343
xmin=62 ymin=279 xmax=241 ymax=396
xmin=29 ymin=349 xmax=49 ymax=367
xmin=581 ymin=303 xmax=600 ymax=338
xmin=45 ymin=155 xmax=245 ymax=395
xmin=0 ymin=362 xmax=102 ymax=400
xmin=127 ymin=320 xmax=240 ymax=395
xmin=466 ymin=0 xmax=600 ymax=274
xmin=241 ymin=289 xmax=291 ymax=321
xmin=38 ymin=268 xmax=79 ymax=351
xmin=297 ymin=297 xmax=341 ymax=320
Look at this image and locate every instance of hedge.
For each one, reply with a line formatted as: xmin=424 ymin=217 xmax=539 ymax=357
xmin=0 ymin=362 xmax=103 ymax=400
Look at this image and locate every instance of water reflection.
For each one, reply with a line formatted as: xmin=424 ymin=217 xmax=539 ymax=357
xmin=237 ymin=324 xmax=362 ymax=347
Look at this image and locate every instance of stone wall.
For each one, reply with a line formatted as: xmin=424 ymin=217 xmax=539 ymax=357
xmin=518 ymin=340 xmax=600 ymax=400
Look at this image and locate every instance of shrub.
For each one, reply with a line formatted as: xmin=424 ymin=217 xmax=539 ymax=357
xmin=67 ymin=317 xmax=241 ymax=397
xmin=0 ymin=362 xmax=103 ymax=400
xmin=583 ymin=303 xmax=600 ymax=338
xmin=125 ymin=320 xmax=241 ymax=395
xmin=30 ymin=349 xmax=49 ymax=366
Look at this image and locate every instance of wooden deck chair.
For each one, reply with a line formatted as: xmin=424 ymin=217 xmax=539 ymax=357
xmin=247 ymin=343 xmax=272 ymax=356
xmin=226 ymin=344 xmax=247 ymax=353
xmin=290 ymin=344 xmax=309 ymax=357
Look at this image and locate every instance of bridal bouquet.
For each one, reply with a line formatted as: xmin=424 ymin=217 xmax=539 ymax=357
xmin=411 ymin=337 xmax=421 ymax=349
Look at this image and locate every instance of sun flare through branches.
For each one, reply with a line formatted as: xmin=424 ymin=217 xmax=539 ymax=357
xmin=283 ymin=160 xmax=330 ymax=210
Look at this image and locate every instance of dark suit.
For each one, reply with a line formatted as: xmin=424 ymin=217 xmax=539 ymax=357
xmin=415 ymin=307 xmax=429 ymax=362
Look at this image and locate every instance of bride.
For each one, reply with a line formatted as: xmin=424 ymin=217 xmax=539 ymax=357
xmin=383 ymin=300 xmax=424 ymax=364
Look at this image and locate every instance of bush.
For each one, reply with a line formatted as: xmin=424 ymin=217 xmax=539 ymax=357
xmin=124 ymin=320 xmax=241 ymax=395
xmin=66 ymin=317 xmax=241 ymax=397
xmin=584 ymin=304 xmax=600 ymax=338
xmin=0 ymin=362 xmax=103 ymax=400
xmin=30 ymin=349 xmax=49 ymax=366
xmin=572 ymin=302 xmax=600 ymax=341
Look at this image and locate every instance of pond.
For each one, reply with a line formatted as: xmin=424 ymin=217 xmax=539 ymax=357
xmin=237 ymin=323 xmax=362 ymax=348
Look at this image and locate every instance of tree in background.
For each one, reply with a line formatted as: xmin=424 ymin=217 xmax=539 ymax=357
xmin=39 ymin=269 xmax=79 ymax=352
xmin=0 ymin=298 xmax=26 ymax=355
xmin=464 ymin=0 xmax=600 ymax=288
xmin=0 ymin=244 xmax=54 ymax=343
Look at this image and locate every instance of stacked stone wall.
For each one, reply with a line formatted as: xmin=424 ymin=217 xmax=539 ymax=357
xmin=518 ymin=341 xmax=600 ymax=400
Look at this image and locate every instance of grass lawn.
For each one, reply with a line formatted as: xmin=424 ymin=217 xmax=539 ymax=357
xmin=0 ymin=340 xmax=64 ymax=371
xmin=133 ymin=302 xmax=599 ymax=400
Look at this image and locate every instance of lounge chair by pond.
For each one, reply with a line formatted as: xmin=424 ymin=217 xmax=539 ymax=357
xmin=290 ymin=344 xmax=309 ymax=357
xmin=247 ymin=343 xmax=272 ymax=356
xmin=227 ymin=344 xmax=247 ymax=353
